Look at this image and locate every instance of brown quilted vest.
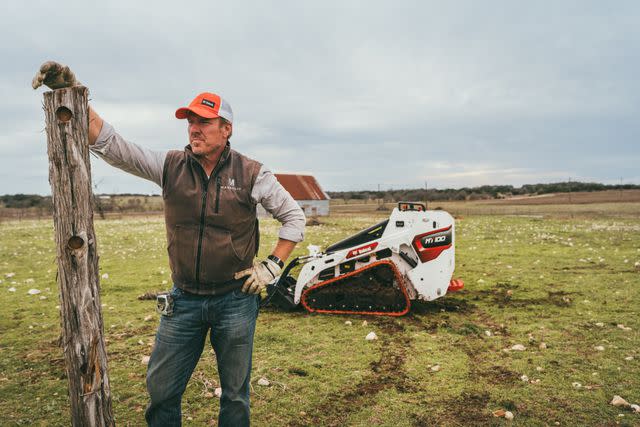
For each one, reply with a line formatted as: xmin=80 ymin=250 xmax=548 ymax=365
xmin=162 ymin=143 xmax=262 ymax=295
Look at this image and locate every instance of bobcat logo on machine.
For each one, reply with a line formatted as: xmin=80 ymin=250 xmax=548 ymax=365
xmin=346 ymin=242 xmax=378 ymax=259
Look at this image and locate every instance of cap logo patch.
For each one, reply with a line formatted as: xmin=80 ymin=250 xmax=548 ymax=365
xmin=201 ymin=99 xmax=216 ymax=108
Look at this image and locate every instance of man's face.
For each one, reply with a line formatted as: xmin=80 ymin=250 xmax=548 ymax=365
xmin=186 ymin=112 xmax=231 ymax=158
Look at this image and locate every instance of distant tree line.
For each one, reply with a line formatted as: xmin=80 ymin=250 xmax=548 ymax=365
xmin=0 ymin=194 xmax=163 ymax=217
xmin=327 ymin=181 xmax=640 ymax=202
xmin=0 ymin=194 xmax=52 ymax=209
xmin=1 ymin=182 xmax=639 ymax=215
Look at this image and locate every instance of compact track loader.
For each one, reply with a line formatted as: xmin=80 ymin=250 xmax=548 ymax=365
xmin=265 ymin=202 xmax=463 ymax=316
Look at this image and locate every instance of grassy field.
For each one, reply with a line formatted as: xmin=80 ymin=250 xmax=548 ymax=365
xmin=1 ymin=209 xmax=639 ymax=426
xmin=330 ymin=194 xmax=640 ymax=218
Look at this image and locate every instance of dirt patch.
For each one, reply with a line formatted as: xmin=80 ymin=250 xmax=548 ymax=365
xmin=473 ymin=309 xmax=510 ymax=336
xmin=409 ymin=328 xmax=521 ymax=426
xmin=410 ymin=296 xmax=477 ymax=315
xmin=404 ymin=315 xmax=441 ymax=332
xmin=292 ymin=317 xmax=415 ymax=426
xmin=476 ymin=365 xmax=520 ymax=385
xmin=412 ymin=391 xmax=492 ymax=426
xmin=470 ymin=283 xmax=578 ymax=308
xmin=449 ymin=391 xmax=492 ymax=424
xmin=546 ymin=291 xmax=575 ymax=307
xmin=406 ymin=302 xmax=506 ymax=339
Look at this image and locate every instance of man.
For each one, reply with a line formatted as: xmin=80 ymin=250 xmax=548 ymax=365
xmin=32 ymin=61 xmax=305 ymax=426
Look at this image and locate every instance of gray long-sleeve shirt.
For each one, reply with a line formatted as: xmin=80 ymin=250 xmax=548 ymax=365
xmin=90 ymin=121 xmax=305 ymax=242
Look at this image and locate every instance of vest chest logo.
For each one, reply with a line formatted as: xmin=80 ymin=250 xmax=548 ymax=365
xmin=221 ymin=177 xmax=242 ymax=191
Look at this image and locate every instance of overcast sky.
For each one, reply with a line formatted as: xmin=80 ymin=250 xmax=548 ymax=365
xmin=2 ymin=1 xmax=638 ymax=194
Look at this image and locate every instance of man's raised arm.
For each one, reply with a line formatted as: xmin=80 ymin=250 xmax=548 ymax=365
xmin=33 ymin=61 xmax=167 ymax=187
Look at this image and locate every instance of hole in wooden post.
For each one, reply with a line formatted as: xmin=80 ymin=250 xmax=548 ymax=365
xmin=68 ymin=235 xmax=85 ymax=250
xmin=56 ymin=106 xmax=73 ymax=123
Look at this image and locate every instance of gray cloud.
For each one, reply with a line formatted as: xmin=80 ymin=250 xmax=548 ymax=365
xmin=1 ymin=0 xmax=638 ymax=194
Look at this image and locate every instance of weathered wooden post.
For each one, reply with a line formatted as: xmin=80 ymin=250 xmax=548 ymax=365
xmin=43 ymin=86 xmax=114 ymax=426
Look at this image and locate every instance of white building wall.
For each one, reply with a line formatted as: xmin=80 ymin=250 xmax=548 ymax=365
xmin=257 ymin=200 xmax=329 ymax=217
xmin=298 ymin=200 xmax=330 ymax=216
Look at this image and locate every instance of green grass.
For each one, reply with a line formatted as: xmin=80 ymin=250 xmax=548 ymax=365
xmin=1 ymin=214 xmax=639 ymax=426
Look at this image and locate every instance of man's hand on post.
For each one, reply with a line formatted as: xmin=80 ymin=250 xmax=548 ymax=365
xmin=32 ymin=61 xmax=104 ymax=144
xmin=234 ymin=258 xmax=282 ymax=295
xmin=32 ymin=61 xmax=81 ymax=90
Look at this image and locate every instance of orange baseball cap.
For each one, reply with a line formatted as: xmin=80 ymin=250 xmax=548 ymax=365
xmin=175 ymin=92 xmax=233 ymax=123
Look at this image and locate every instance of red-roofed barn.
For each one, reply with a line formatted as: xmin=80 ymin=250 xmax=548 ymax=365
xmin=259 ymin=173 xmax=330 ymax=217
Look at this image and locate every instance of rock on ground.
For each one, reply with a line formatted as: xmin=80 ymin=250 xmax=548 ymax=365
xmin=610 ymin=395 xmax=630 ymax=407
xmin=365 ymin=331 xmax=378 ymax=341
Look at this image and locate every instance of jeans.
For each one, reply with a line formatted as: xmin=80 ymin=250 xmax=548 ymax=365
xmin=145 ymin=285 xmax=260 ymax=427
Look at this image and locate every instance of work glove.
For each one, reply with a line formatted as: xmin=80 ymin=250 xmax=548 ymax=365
xmin=234 ymin=258 xmax=282 ymax=295
xmin=32 ymin=61 xmax=81 ymax=90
